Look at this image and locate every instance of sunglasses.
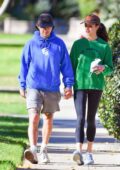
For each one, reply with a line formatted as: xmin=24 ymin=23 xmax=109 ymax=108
xmin=84 ymin=23 xmax=93 ymax=28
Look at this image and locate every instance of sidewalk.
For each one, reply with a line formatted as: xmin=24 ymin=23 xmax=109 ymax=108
xmin=19 ymin=97 xmax=120 ymax=170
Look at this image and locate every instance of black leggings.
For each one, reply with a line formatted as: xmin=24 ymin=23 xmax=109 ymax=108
xmin=74 ymin=90 xmax=102 ymax=143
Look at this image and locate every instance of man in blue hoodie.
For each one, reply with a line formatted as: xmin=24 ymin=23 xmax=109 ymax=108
xmin=18 ymin=12 xmax=74 ymax=164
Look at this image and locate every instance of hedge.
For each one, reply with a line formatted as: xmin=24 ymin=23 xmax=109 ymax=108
xmin=99 ymin=21 xmax=120 ymax=140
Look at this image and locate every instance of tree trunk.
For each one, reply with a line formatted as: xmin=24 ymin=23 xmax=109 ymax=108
xmin=0 ymin=0 xmax=10 ymax=16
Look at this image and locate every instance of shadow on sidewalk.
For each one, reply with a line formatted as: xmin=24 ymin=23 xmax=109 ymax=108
xmin=38 ymin=119 xmax=116 ymax=144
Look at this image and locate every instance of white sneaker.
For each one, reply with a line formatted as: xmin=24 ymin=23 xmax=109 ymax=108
xmin=24 ymin=148 xmax=38 ymax=164
xmin=73 ymin=150 xmax=84 ymax=165
xmin=84 ymin=152 xmax=94 ymax=165
xmin=39 ymin=147 xmax=50 ymax=163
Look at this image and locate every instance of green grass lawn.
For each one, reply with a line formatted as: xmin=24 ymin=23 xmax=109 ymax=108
xmin=0 ymin=161 xmax=16 ymax=170
xmin=0 ymin=93 xmax=26 ymax=115
xmin=0 ymin=45 xmax=22 ymax=88
xmin=0 ymin=34 xmax=31 ymax=170
xmin=0 ymin=33 xmax=32 ymax=38
xmin=0 ymin=33 xmax=32 ymax=44
xmin=0 ymin=46 xmax=21 ymax=75
xmin=0 ymin=41 xmax=27 ymax=114
xmin=0 ymin=33 xmax=32 ymax=115
xmin=0 ymin=43 xmax=30 ymax=88
xmin=0 ymin=116 xmax=28 ymax=170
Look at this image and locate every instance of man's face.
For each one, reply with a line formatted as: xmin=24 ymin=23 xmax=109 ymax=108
xmin=38 ymin=26 xmax=53 ymax=38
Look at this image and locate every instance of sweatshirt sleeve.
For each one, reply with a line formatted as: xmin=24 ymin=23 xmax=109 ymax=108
xmin=60 ymin=42 xmax=74 ymax=88
xmin=18 ymin=41 xmax=31 ymax=90
xmin=70 ymin=42 xmax=78 ymax=76
xmin=102 ymin=44 xmax=113 ymax=76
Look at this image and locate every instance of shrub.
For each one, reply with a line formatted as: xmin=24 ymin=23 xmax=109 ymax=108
xmin=99 ymin=21 xmax=120 ymax=140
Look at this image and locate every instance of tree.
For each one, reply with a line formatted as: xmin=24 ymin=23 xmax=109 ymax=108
xmin=77 ymin=0 xmax=98 ymax=18
xmin=50 ymin=0 xmax=79 ymax=19
xmin=5 ymin=0 xmax=42 ymax=20
xmin=0 ymin=0 xmax=10 ymax=16
xmin=97 ymin=0 xmax=120 ymax=21
xmin=0 ymin=0 xmax=80 ymax=20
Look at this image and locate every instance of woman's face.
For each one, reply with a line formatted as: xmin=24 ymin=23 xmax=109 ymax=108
xmin=38 ymin=26 xmax=53 ymax=38
xmin=84 ymin=23 xmax=99 ymax=36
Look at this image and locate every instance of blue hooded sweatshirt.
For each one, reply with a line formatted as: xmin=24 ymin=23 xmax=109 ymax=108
xmin=18 ymin=31 xmax=74 ymax=92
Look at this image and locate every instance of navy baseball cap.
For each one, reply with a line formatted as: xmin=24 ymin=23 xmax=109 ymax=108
xmin=36 ymin=13 xmax=54 ymax=28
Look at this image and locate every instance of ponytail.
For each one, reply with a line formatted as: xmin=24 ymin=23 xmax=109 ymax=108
xmin=97 ymin=23 xmax=109 ymax=42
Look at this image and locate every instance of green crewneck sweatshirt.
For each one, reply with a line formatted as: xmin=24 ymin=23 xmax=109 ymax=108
xmin=70 ymin=38 xmax=113 ymax=90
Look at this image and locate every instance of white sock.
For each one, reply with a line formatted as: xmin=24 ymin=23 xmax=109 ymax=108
xmin=41 ymin=143 xmax=47 ymax=149
xmin=76 ymin=143 xmax=82 ymax=153
xmin=76 ymin=146 xmax=81 ymax=153
xmin=76 ymin=149 xmax=81 ymax=153
xmin=87 ymin=152 xmax=92 ymax=155
xmin=30 ymin=145 xmax=37 ymax=153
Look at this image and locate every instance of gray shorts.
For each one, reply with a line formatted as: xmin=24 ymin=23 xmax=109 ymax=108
xmin=26 ymin=89 xmax=61 ymax=114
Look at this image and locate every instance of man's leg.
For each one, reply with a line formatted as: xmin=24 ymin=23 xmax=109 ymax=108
xmin=40 ymin=113 xmax=53 ymax=163
xmin=39 ymin=91 xmax=60 ymax=163
xmin=42 ymin=113 xmax=53 ymax=145
xmin=24 ymin=108 xmax=40 ymax=164
xmin=28 ymin=108 xmax=40 ymax=148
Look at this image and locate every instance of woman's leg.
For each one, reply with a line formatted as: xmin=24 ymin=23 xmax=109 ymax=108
xmin=86 ymin=90 xmax=102 ymax=152
xmin=73 ymin=90 xmax=87 ymax=165
xmin=74 ymin=90 xmax=87 ymax=150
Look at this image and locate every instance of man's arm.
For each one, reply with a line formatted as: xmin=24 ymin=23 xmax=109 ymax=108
xmin=60 ymin=42 xmax=74 ymax=99
xmin=18 ymin=42 xmax=31 ymax=97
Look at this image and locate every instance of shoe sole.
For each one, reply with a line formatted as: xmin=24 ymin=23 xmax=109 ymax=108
xmin=41 ymin=159 xmax=50 ymax=164
xmin=84 ymin=160 xmax=94 ymax=165
xmin=40 ymin=160 xmax=50 ymax=164
xmin=24 ymin=150 xmax=38 ymax=164
xmin=40 ymin=150 xmax=50 ymax=164
xmin=40 ymin=157 xmax=50 ymax=164
xmin=73 ymin=153 xmax=84 ymax=165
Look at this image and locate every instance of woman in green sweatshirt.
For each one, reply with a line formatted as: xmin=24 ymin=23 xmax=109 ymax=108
xmin=70 ymin=14 xmax=113 ymax=165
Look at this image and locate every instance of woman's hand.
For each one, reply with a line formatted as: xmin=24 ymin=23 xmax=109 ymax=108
xmin=93 ymin=65 xmax=105 ymax=74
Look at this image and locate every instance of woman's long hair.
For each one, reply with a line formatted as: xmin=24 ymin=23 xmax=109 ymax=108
xmin=97 ymin=23 xmax=109 ymax=42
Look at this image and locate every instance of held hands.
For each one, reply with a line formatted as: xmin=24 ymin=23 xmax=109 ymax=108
xmin=19 ymin=89 xmax=26 ymax=98
xmin=64 ymin=88 xmax=72 ymax=99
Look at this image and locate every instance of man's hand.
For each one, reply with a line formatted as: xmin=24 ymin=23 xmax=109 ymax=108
xmin=19 ymin=89 xmax=26 ymax=98
xmin=64 ymin=88 xmax=72 ymax=99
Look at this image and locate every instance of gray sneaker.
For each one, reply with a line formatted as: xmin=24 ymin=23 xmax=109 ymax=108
xmin=73 ymin=150 xmax=84 ymax=165
xmin=39 ymin=147 xmax=50 ymax=163
xmin=84 ymin=152 xmax=94 ymax=165
xmin=24 ymin=148 xmax=38 ymax=164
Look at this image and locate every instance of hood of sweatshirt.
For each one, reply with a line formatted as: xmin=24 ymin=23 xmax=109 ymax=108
xmin=32 ymin=30 xmax=56 ymax=49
